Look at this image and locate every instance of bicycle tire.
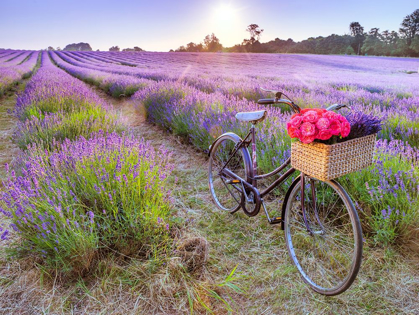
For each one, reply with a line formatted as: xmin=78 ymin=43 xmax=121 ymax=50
xmin=284 ymin=178 xmax=363 ymax=296
xmin=208 ymin=134 xmax=251 ymax=212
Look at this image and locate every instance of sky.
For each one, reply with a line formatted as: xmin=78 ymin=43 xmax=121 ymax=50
xmin=0 ymin=0 xmax=418 ymax=51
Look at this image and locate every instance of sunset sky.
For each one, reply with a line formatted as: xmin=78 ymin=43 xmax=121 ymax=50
xmin=1 ymin=0 xmax=418 ymax=51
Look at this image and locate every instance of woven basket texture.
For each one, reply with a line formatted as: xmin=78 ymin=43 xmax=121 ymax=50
xmin=291 ymin=134 xmax=376 ymax=181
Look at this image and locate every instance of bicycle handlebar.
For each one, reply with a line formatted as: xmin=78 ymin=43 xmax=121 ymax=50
xmin=257 ymin=97 xmax=301 ymax=114
xmin=258 ymin=88 xmax=348 ymax=114
xmin=257 ymin=98 xmax=276 ymax=105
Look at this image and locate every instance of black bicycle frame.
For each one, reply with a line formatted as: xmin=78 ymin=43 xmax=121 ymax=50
xmin=218 ymin=121 xmax=321 ymax=235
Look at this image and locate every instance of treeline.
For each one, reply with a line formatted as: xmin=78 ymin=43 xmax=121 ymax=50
xmin=173 ymin=9 xmax=419 ymax=57
xmin=171 ymin=34 xmax=222 ymax=53
xmin=45 ymin=43 xmax=144 ymax=52
xmin=109 ymin=46 xmax=143 ymax=52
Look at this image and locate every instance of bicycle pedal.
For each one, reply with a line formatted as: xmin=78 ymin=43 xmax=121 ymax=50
xmin=269 ymin=217 xmax=282 ymax=224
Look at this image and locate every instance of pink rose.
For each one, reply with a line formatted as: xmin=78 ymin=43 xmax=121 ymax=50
xmin=301 ymin=135 xmax=316 ymax=143
xmin=337 ymin=114 xmax=348 ymax=123
xmin=300 ymin=122 xmax=316 ymax=137
xmin=322 ymin=111 xmax=338 ymax=120
xmin=329 ymin=120 xmax=342 ymax=136
xmin=287 ymin=125 xmax=301 ymax=138
xmin=313 ymin=108 xmax=327 ymax=115
xmin=316 ymin=117 xmax=330 ymax=130
xmin=341 ymin=121 xmax=351 ymax=137
xmin=288 ymin=115 xmax=303 ymax=128
xmin=300 ymin=108 xmax=313 ymax=115
xmin=317 ymin=129 xmax=332 ymax=140
xmin=302 ymin=110 xmax=319 ymax=123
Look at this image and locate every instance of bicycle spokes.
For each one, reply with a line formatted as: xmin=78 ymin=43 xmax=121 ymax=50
xmin=284 ymin=179 xmax=362 ymax=295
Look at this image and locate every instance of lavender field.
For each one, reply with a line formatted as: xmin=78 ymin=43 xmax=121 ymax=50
xmin=45 ymin=49 xmax=419 ymax=244
xmin=0 ymin=49 xmax=419 ymax=313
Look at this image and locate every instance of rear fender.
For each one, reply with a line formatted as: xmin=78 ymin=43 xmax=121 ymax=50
xmin=208 ymin=132 xmax=243 ymax=156
xmin=208 ymin=132 xmax=252 ymax=184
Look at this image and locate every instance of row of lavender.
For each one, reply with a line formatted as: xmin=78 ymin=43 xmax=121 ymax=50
xmin=47 ymin=50 xmax=418 ymax=243
xmin=0 ymin=49 xmax=40 ymax=95
xmin=0 ymin=52 xmax=174 ymax=274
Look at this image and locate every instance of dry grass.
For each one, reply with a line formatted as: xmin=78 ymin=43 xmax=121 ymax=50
xmin=1 ymin=91 xmax=418 ymax=314
xmin=0 ymin=85 xmax=21 ymax=187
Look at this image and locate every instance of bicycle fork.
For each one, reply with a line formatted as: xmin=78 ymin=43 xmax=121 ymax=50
xmin=300 ymin=174 xmax=325 ymax=236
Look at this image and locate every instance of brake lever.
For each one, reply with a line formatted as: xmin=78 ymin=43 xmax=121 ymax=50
xmin=260 ymin=87 xmax=282 ymax=100
xmin=326 ymin=104 xmax=350 ymax=112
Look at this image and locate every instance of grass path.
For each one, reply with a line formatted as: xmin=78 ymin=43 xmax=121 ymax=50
xmin=0 ymin=83 xmax=22 ymax=186
xmin=0 ymin=85 xmax=418 ymax=313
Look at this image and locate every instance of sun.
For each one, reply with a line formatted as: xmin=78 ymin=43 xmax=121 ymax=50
xmin=210 ymin=3 xmax=242 ymax=47
xmin=214 ymin=4 xmax=236 ymax=23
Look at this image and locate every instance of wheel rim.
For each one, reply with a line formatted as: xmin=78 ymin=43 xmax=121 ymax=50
xmin=209 ymin=137 xmax=247 ymax=212
xmin=285 ymin=179 xmax=361 ymax=294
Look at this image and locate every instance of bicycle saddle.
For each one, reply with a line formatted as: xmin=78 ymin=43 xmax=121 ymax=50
xmin=235 ymin=110 xmax=267 ymax=123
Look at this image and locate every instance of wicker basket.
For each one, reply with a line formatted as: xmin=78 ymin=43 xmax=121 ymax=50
xmin=291 ymin=134 xmax=376 ymax=181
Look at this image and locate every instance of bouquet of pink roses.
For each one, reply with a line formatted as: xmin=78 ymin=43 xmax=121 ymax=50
xmin=287 ymin=108 xmax=351 ymax=144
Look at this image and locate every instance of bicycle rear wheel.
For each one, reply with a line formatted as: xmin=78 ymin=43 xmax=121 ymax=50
xmin=284 ymin=178 xmax=362 ymax=296
xmin=209 ymin=134 xmax=250 ymax=212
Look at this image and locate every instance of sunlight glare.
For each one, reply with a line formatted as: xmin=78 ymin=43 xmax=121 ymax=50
xmin=210 ymin=3 xmax=243 ymax=47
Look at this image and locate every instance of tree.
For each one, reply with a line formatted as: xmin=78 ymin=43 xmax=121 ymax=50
xmin=349 ymin=22 xmax=365 ymax=55
xmin=47 ymin=46 xmax=54 ymax=51
xmin=186 ymin=42 xmax=197 ymax=52
xmin=361 ymin=35 xmax=382 ymax=55
xmin=63 ymin=42 xmax=92 ymax=51
xmin=349 ymin=22 xmax=364 ymax=36
xmin=109 ymin=46 xmax=120 ymax=52
xmin=177 ymin=45 xmax=186 ymax=52
xmin=411 ymin=35 xmax=419 ymax=54
xmin=392 ymin=38 xmax=410 ymax=56
xmin=243 ymin=24 xmax=264 ymax=45
xmin=203 ymin=33 xmax=222 ymax=52
xmin=345 ymin=46 xmax=356 ymax=55
xmin=399 ymin=9 xmax=419 ymax=45
xmin=122 ymin=46 xmax=143 ymax=52
xmin=56 ymin=47 xmax=61 ymax=51
xmin=368 ymin=28 xmax=380 ymax=37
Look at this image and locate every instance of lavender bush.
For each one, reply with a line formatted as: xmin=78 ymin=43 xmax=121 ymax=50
xmin=15 ymin=52 xmax=110 ymax=120
xmin=340 ymin=110 xmax=382 ymax=142
xmin=14 ymin=109 xmax=124 ymax=151
xmin=0 ymin=132 xmax=174 ymax=274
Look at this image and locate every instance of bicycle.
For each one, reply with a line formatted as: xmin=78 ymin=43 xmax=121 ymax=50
xmin=208 ymin=89 xmax=363 ymax=296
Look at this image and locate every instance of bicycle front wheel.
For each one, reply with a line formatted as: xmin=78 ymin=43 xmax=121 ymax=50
xmin=209 ymin=134 xmax=250 ymax=212
xmin=284 ymin=178 xmax=362 ymax=296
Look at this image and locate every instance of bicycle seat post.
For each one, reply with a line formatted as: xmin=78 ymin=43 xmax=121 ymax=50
xmin=251 ymin=122 xmax=257 ymax=188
